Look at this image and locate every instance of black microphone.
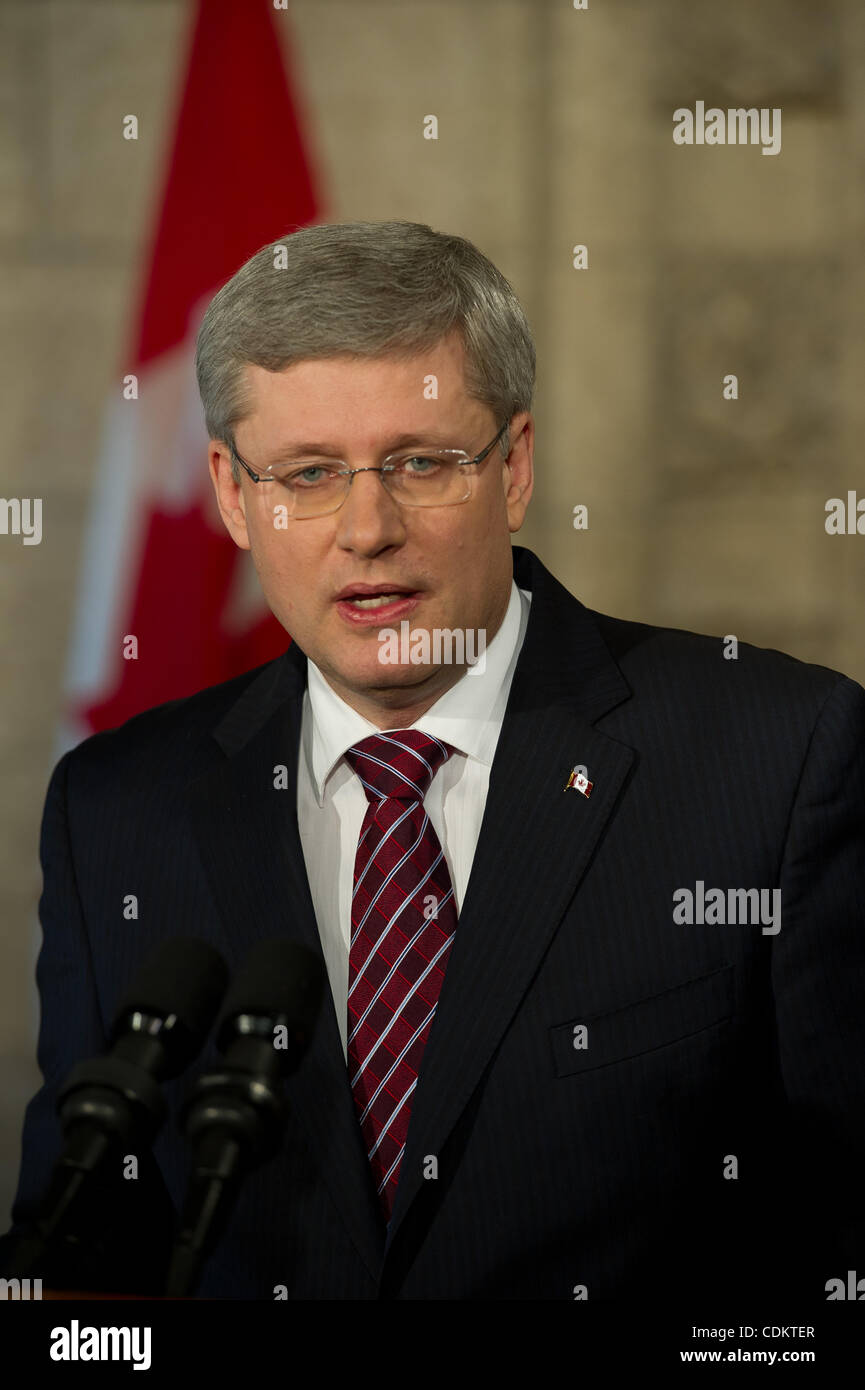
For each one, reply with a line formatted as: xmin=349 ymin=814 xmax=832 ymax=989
xmin=1 ymin=937 xmax=229 ymax=1284
xmin=165 ymin=939 xmax=325 ymax=1297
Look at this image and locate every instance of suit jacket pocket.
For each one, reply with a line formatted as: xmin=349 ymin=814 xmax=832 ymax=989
xmin=550 ymin=963 xmax=734 ymax=1078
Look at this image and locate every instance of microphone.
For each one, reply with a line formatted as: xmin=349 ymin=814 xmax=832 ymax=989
xmin=1 ymin=937 xmax=229 ymax=1284
xmin=165 ymin=939 xmax=325 ymax=1297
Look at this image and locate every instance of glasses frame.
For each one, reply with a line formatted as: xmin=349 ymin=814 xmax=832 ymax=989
xmin=228 ymin=421 xmax=511 ymax=518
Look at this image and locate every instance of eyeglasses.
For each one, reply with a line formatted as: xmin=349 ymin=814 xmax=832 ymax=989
xmin=229 ymin=422 xmax=510 ymax=519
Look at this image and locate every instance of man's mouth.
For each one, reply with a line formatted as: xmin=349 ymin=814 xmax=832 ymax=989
xmin=333 ymin=585 xmax=423 ymax=623
xmin=344 ymin=592 xmax=415 ymax=610
xmin=335 ymin=583 xmax=421 ymax=605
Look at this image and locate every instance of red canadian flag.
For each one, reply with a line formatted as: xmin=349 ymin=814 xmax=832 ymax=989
xmin=59 ymin=0 xmax=321 ymax=752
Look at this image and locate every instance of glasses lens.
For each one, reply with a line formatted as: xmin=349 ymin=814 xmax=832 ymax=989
xmin=265 ymin=462 xmax=350 ymax=518
xmin=383 ymin=451 xmax=471 ymax=507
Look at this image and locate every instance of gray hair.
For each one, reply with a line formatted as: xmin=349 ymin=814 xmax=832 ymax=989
xmin=194 ymin=220 xmax=536 ymax=483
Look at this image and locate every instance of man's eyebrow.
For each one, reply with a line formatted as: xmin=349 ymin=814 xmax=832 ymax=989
xmin=265 ymin=432 xmax=465 ymax=461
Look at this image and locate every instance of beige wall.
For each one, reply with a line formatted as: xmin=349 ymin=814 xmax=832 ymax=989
xmin=1 ymin=0 xmax=862 ymax=1225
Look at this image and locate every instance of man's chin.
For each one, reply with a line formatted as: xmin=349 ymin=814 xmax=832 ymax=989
xmin=358 ymin=661 xmax=447 ymax=692
xmin=327 ymin=660 xmax=457 ymax=700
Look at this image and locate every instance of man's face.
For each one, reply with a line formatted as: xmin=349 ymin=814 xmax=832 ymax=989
xmin=208 ymin=331 xmax=533 ymax=727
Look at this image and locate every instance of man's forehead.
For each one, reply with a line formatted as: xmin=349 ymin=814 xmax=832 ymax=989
xmin=242 ymin=334 xmax=467 ymax=398
xmin=236 ymin=339 xmax=491 ymax=453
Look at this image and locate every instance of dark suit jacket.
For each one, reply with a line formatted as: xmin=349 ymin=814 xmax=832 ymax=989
xmin=2 ymin=545 xmax=864 ymax=1301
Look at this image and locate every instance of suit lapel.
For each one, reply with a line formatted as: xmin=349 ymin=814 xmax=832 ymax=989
xmin=382 ymin=547 xmax=635 ymax=1256
xmin=185 ymin=642 xmax=386 ymax=1283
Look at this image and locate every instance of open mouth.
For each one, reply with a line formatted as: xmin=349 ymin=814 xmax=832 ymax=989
xmin=342 ymin=592 xmax=416 ymax=610
xmin=334 ymin=588 xmax=423 ymax=623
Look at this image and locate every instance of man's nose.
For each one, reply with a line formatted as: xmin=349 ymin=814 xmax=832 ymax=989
xmin=333 ymin=468 xmax=407 ymax=550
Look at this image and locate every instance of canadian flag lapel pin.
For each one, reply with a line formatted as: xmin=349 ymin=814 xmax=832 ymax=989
xmin=564 ymin=766 xmax=593 ymax=797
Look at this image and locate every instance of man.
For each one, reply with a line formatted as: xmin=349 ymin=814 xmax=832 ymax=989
xmin=2 ymin=221 xmax=864 ymax=1301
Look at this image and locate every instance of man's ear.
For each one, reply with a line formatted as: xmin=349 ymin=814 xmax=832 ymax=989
xmin=208 ymin=444 xmax=250 ymax=550
xmin=504 ymin=412 xmax=534 ymax=532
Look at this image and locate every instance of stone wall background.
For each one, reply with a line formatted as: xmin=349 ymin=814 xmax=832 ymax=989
xmin=1 ymin=0 xmax=862 ymax=1228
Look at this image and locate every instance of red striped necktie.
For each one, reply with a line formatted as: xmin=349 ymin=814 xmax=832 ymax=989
xmin=344 ymin=729 xmax=459 ymax=1222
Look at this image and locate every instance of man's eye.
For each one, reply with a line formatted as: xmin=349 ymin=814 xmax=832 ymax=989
xmin=285 ymin=466 xmax=341 ymax=486
xmin=400 ymin=455 xmax=441 ymax=473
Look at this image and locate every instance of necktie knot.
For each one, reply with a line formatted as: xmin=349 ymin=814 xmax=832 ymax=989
xmin=345 ymin=729 xmax=455 ymax=804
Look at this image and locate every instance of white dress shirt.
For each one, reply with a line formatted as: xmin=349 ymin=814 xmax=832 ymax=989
xmin=297 ymin=580 xmax=532 ymax=1059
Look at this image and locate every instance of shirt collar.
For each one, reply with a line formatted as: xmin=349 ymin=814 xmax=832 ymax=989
xmin=303 ymin=580 xmax=531 ymax=806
